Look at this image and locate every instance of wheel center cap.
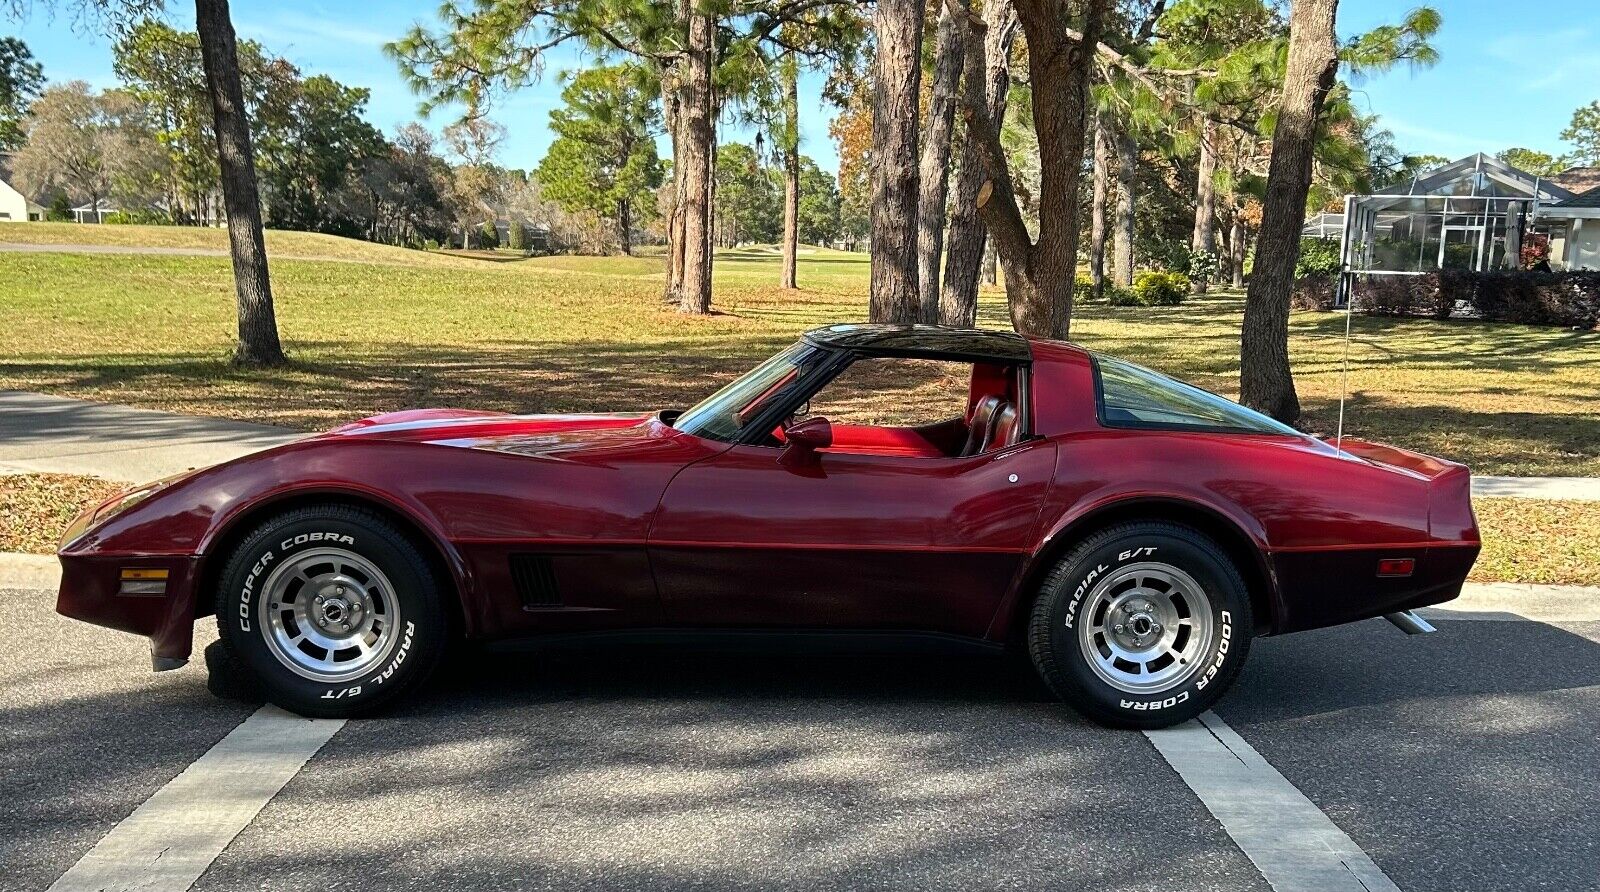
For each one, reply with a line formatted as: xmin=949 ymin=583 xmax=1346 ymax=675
xmin=312 ymin=587 xmax=363 ymax=632
xmin=322 ymin=599 xmax=348 ymax=623
xmin=1129 ymin=613 xmax=1155 ymax=637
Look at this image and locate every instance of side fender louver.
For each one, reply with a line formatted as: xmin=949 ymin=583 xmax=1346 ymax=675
xmin=509 ymin=554 xmax=563 ymax=608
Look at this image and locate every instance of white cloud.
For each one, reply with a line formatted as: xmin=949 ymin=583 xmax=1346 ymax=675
xmin=237 ymin=10 xmax=394 ymax=52
xmin=1383 ymin=119 xmax=1500 ymax=158
xmin=1486 ymin=28 xmax=1600 ymax=92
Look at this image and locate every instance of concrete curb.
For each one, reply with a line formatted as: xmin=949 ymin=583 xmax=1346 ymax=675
xmin=0 ymin=553 xmax=61 ymax=590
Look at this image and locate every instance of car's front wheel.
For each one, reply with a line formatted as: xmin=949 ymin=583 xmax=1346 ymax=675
xmin=1028 ymin=522 xmax=1252 ymax=729
xmin=213 ymin=505 xmax=448 ymax=718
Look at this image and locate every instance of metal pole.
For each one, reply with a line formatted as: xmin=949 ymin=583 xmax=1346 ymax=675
xmin=1336 ymin=195 xmax=1355 ymax=308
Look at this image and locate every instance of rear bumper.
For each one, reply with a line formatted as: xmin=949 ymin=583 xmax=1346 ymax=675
xmin=56 ymin=553 xmax=202 ymax=666
xmin=1269 ymin=542 xmax=1480 ymax=634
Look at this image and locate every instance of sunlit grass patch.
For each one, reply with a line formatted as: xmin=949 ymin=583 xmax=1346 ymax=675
xmin=1472 ymin=498 xmax=1600 ymax=586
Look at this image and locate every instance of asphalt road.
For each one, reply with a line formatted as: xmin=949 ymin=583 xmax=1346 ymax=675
xmin=5 ymin=582 xmax=1598 ymax=892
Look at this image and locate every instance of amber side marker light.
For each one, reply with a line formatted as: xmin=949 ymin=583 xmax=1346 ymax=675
xmin=118 ymin=567 xmax=168 ymax=596
xmin=1376 ymin=558 xmax=1415 ymax=578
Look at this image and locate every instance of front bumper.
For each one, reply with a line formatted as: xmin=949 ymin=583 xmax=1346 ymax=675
xmin=56 ymin=552 xmax=204 ymax=669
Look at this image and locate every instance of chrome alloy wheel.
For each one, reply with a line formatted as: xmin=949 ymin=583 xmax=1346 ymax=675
xmin=258 ymin=547 xmax=402 ymax=683
xmin=1076 ymin=561 xmax=1215 ymax=695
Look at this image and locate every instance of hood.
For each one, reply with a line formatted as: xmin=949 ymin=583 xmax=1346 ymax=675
xmin=321 ymin=408 xmax=678 ymax=461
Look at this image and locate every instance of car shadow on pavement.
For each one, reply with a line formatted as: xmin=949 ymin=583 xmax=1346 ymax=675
xmin=197 ymin=620 xmax=1600 ymax=891
xmin=193 ymin=646 xmax=1276 ymax=892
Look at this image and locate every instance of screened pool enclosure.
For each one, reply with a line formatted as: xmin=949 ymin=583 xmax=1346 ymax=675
xmin=1304 ymin=154 xmax=1576 ymax=306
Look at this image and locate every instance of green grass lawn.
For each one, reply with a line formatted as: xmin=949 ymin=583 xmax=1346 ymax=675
xmin=1 ymin=223 xmax=1597 ymax=476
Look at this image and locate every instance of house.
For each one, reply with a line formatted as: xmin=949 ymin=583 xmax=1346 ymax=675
xmin=1551 ymin=166 xmax=1600 ymax=196
xmin=1304 ymin=153 xmax=1599 ymax=303
xmin=72 ymin=199 xmax=118 ymax=224
xmin=1543 ymin=184 xmax=1600 ymax=270
xmin=0 ymin=157 xmax=45 ymax=222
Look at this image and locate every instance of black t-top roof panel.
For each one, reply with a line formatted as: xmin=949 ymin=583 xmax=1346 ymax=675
xmin=801 ymin=324 xmax=1032 ymax=363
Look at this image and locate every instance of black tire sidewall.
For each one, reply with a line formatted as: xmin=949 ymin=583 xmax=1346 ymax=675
xmin=1033 ymin=525 xmax=1251 ymax=728
xmin=216 ymin=509 xmax=445 ymax=717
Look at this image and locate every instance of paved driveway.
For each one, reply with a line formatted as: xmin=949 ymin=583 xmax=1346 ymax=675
xmin=0 ymin=392 xmax=299 ymax=482
xmin=6 ymin=579 xmax=1598 ymax=892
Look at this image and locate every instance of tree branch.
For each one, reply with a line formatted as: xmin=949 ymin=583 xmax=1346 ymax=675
xmin=958 ymin=16 xmax=1032 ymax=270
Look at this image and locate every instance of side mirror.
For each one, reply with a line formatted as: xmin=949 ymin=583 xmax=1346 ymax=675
xmin=780 ymin=416 xmax=832 ymax=467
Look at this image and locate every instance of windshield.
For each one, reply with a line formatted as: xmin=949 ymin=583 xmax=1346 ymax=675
xmin=1093 ymin=354 xmax=1301 ymax=436
xmin=673 ymin=342 xmax=828 ymax=442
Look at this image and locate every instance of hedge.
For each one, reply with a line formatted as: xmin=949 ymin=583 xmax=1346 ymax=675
xmin=1291 ymin=270 xmax=1600 ymax=329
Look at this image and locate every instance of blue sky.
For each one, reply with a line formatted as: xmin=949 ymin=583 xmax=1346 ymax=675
xmin=5 ymin=0 xmax=1597 ymax=174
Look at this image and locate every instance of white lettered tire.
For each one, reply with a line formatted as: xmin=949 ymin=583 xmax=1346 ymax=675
xmin=1028 ymin=521 xmax=1252 ymax=729
xmin=214 ymin=505 xmax=448 ymax=718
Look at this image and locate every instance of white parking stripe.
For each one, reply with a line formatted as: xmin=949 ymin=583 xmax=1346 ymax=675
xmin=1146 ymin=711 xmax=1400 ymax=892
xmin=48 ymin=705 xmax=343 ymax=892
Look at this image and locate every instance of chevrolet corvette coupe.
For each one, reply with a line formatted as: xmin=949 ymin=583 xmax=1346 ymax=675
xmin=56 ymin=324 xmax=1480 ymax=728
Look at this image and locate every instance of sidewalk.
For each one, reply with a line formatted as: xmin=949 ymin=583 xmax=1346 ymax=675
xmin=1472 ymin=476 xmax=1600 ymax=501
xmin=0 ymin=391 xmax=301 ymax=482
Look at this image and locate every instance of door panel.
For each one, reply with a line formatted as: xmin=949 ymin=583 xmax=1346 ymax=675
xmin=648 ymin=441 xmax=1056 ymax=635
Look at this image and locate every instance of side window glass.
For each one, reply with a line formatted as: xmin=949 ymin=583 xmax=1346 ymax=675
xmin=1094 ymin=355 xmax=1300 ymax=435
xmin=804 ymin=358 xmax=972 ymax=427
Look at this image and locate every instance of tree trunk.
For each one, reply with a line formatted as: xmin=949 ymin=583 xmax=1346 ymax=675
xmin=915 ymin=0 xmax=968 ymax=322
xmin=1112 ymin=122 xmax=1136 ymax=287
xmin=940 ymin=0 xmax=1016 ymax=327
xmin=1240 ymin=0 xmax=1340 ymax=424
xmin=780 ymin=50 xmax=800 ymax=290
xmin=617 ymin=199 xmax=632 ymax=255
xmin=196 ymin=0 xmax=284 ymax=367
xmin=868 ymin=0 xmax=925 ymax=323
xmin=662 ymin=67 xmax=687 ymax=302
xmin=1190 ymin=116 xmax=1216 ymax=293
xmin=1090 ymin=110 xmax=1112 ymax=297
xmin=1231 ymin=213 xmax=1246 ymax=287
xmin=678 ymin=3 xmax=716 ymax=314
xmin=964 ymin=0 xmax=1103 ymax=338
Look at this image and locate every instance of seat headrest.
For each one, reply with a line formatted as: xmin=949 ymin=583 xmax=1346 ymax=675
xmin=969 ymin=394 xmax=1003 ymax=423
xmin=984 ymin=403 xmax=1020 ymax=452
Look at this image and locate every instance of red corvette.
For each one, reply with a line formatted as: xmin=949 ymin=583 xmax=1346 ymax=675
xmin=56 ymin=325 xmax=1479 ymax=728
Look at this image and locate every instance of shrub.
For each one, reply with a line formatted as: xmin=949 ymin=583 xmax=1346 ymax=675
xmin=103 ymin=209 xmax=172 ymax=226
xmin=1464 ymin=271 xmax=1600 ymax=329
xmin=1296 ymin=238 xmax=1342 ymax=278
xmin=1332 ymin=271 xmax=1600 ymax=329
xmin=1355 ymin=273 xmax=1452 ymax=320
xmin=1520 ymin=233 xmax=1551 ymax=269
xmin=479 ymin=220 xmax=500 ymax=248
xmin=45 ymin=194 xmax=72 ymax=222
xmin=508 ymin=219 xmax=527 ymax=251
xmin=1291 ymin=275 xmax=1337 ymax=311
xmin=1186 ymin=250 xmax=1219 ymax=287
xmin=1127 ymin=270 xmax=1189 ymax=306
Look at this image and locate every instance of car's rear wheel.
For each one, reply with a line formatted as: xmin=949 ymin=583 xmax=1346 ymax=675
xmin=1028 ymin=522 xmax=1252 ymax=729
xmin=214 ymin=505 xmax=448 ymax=718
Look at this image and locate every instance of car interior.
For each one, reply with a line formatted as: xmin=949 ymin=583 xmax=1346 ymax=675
xmin=772 ymin=358 xmax=1026 ymax=459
